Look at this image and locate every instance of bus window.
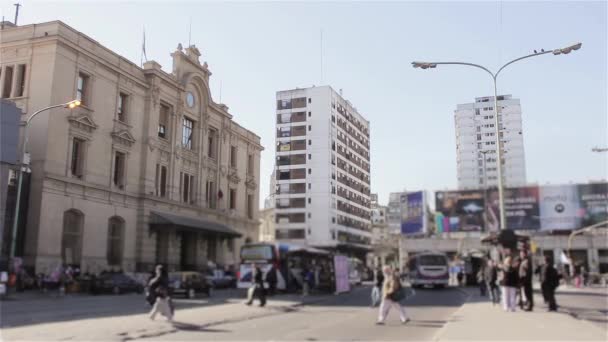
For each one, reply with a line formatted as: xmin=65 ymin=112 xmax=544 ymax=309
xmin=241 ymin=245 xmax=274 ymax=262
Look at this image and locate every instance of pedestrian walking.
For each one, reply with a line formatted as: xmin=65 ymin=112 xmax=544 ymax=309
xmin=302 ymin=266 xmax=311 ymax=297
xmin=148 ymin=265 xmax=173 ymax=321
xmin=376 ymin=267 xmax=410 ymax=325
xmin=371 ymin=266 xmax=384 ymax=307
xmin=266 ymin=266 xmax=277 ymax=296
xmin=540 ymin=256 xmax=561 ymax=312
xmin=518 ymin=250 xmax=534 ymax=311
xmin=246 ymin=264 xmax=266 ymax=307
xmin=501 ymin=255 xmax=519 ymax=312
xmin=477 ymin=264 xmax=486 ymax=296
xmin=484 ymin=259 xmax=500 ymax=305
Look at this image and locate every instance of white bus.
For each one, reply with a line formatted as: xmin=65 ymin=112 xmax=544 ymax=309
xmin=408 ymin=251 xmax=449 ymax=288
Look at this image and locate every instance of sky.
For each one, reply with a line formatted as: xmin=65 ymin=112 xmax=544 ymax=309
xmin=1 ymin=0 xmax=606 ymax=206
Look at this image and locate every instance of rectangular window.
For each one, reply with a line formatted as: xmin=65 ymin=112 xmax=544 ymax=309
xmin=308 ymin=125 xmax=312 ymax=131
xmin=71 ymin=138 xmax=85 ymax=178
xmin=182 ymin=117 xmax=194 ymax=149
xmin=113 ymin=151 xmax=126 ymax=189
xmin=247 ymin=194 xmax=254 ymax=219
xmin=247 ymin=154 xmax=254 ymax=175
xmin=158 ymin=104 xmax=169 ymax=139
xmin=2 ymin=66 xmax=13 ymax=98
xmin=207 ymin=127 xmax=218 ymax=159
xmin=277 ymin=99 xmax=292 ymax=110
xmin=292 ymin=97 xmax=307 ymax=108
xmin=181 ymin=172 xmax=194 ymax=204
xmin=15 ymin=64 xmax=26 ymax=97
xmin=155 ymin=164 xmax=167 ymax=197
xmin=278 ymin=126 xmax=291 ymax=137
xmin=230 ymin=146 xmax=237 ymax=168
xmin=117 ymin=93 xmax=128 ymax=122
xmin=229 ymin=188 xmax=237 ymax=210
xmin=206 ymin=181 xmax=217 ymax=209
xmin=77 ymin=72 xmax=89 ymax=105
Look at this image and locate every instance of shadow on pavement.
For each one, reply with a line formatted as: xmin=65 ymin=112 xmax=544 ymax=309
xmin=0 ymin=289 xmax=248 ymax=329
xmin=171 ymin=321 xmax=230 ymax=333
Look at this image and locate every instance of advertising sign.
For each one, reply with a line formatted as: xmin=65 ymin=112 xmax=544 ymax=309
xmin=401 ymin=191 xmax=427 ymax=235
xmin=539 ymin=185 xmax=581 ymax=230
xmin=486 ymin=186 xmax=540 ymax=231
xmin=333 ymin=255 xmax=350 ymax=294
xmin=578 ymin=183 xmax=608 ymax=227
xmin=435 ymin=190 xmax=485 ymax=232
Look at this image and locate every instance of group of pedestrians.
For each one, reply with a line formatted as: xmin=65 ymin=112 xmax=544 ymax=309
xmin=477 ymin=251 xmax=562 ymax=312
xmin=371 ymin=266 xmax=411 ymax=325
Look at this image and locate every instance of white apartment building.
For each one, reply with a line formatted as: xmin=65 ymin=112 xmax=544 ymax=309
xmin=455 ymin=95 xmax=526 ymax=189
xmin=274 ymin=86 xmax=371 ymax=256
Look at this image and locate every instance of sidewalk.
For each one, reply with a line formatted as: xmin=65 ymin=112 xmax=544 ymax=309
xmin=0 ymin=293 xmax=335 ymax=341
xmin=434 ymin=288 xmax=607 ymax=341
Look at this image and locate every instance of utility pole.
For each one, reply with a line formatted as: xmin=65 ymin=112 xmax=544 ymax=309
xmin=14 ymin=3 xmax=21 ymax=25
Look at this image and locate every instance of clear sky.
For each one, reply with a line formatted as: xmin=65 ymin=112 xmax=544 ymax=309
xmin=2 ymin=0 xmax=606 ymax=206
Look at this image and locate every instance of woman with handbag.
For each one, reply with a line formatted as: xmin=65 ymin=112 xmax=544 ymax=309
xmin=376 ymin=267 xmax=410 ymax=325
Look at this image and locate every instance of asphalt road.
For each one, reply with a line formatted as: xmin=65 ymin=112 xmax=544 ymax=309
xmin=551 ymin=287 xmax=608 ymax=332
xmin=135 ymin=286 xmax=469 ymax=341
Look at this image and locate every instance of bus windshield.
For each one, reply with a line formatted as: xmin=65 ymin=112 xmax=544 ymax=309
xmin=241 ymin=244 xmax=274 ymax=262
xmin=419 ymin=255 xmax=447 ymax=266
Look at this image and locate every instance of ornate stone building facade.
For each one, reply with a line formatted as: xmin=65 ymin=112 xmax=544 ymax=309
xmin=0 ymin=21 xmax=263 ymax=274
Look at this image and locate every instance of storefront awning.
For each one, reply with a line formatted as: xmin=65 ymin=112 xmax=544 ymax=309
xmin=150 ymin=211 xmax=242 ymax=238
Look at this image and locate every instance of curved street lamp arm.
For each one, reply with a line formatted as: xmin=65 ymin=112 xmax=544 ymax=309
xmin=496 ymin=50 xmax=553 ymax=78
xmin=25 ymin=103 xmax=68 ymax=125
xmin=430 ymin=62 xmax=495 ymax=78
xmin=23 ymin=102 xmax=73 ymax=154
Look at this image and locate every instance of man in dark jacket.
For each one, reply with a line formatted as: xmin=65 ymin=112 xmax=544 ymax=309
xmin=519 ymin=250 xmax=534 ymax=311
xmin=266 ymin=266 xmax=277 ymax=296
xmin=540 ymin=256 xmax=561 ymax=311
xmin=246 ymin=265 xmax=266 ymax=307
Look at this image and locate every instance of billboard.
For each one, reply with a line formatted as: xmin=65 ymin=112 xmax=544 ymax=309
xmin=578 ymin=183 xmax=608 ymax=227
xmin=486 ymin=186 xmax=540 ymax=231
xmin=434 ymin=183 xmax=606 ymax=232
xmin=435 ymin=190 xmax=485 ymax=232
xmin=539 ymin=184 xmax=582 ymax=230
xmin=401 ymin=191 xmax=427 ymax=235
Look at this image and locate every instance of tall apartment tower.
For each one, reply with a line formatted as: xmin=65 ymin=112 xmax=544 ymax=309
xmin=274 ymin=86 xmax=372 ymax=252
xmin=454 ymin=95 xmax=526 ymax=189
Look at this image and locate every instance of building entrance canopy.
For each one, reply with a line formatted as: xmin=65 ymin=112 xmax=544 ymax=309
xmin=150 ymin=211 xmax=242 ymax=238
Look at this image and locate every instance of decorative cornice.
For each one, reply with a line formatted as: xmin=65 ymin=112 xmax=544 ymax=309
xmin=68 ymin=114 xmax=98 ymax=133
xmin=111 ymin=129 xmax=136 ymax=147
xmin=245 ymin=176 xmax=257 ymax=190
xmin=228 ymin=169 xmax=241 ymax=184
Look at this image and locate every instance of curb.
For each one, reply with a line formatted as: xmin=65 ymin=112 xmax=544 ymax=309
xmin=431 ymin=287 xmax=473 ymax=342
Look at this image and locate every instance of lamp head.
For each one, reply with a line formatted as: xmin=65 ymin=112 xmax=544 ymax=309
xmin=66 ymin=100 xmax=81 ymax=109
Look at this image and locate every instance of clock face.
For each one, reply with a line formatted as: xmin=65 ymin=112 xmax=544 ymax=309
xmin=186 ymin=92 xmax=195 ymax=108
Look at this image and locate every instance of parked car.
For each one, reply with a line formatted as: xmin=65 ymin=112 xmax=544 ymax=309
xmin=168 ymin=272 xmax=211 ymax=299
xmin=205 ymin=269 xmax=237 ymax=289
xmin=91 ymin=273 xmax=143 ymax=295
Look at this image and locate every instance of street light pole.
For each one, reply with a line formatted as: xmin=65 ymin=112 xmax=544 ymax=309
xmin=9 ymin=100 xmax=81 ymax=260
xmin=412 ymin=43 xmax=582 ymax=230
xmin=480 ymin=150 xmax=490 ymax=229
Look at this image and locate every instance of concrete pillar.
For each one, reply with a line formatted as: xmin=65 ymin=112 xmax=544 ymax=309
xmin=588 ymin=249 xmax=599 ymax=273
xmin=0 ymin=66 xmax=6 ymax=98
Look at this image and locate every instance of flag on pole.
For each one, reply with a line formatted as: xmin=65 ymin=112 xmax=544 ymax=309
xmin=141 ymin=28 xmax=148 ymax=67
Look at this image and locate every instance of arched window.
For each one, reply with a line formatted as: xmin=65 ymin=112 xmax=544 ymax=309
xmin=107 ymin=217 xmax=124 ymax=266
xmin=62 ymin=209 xmax=84 ymax=266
